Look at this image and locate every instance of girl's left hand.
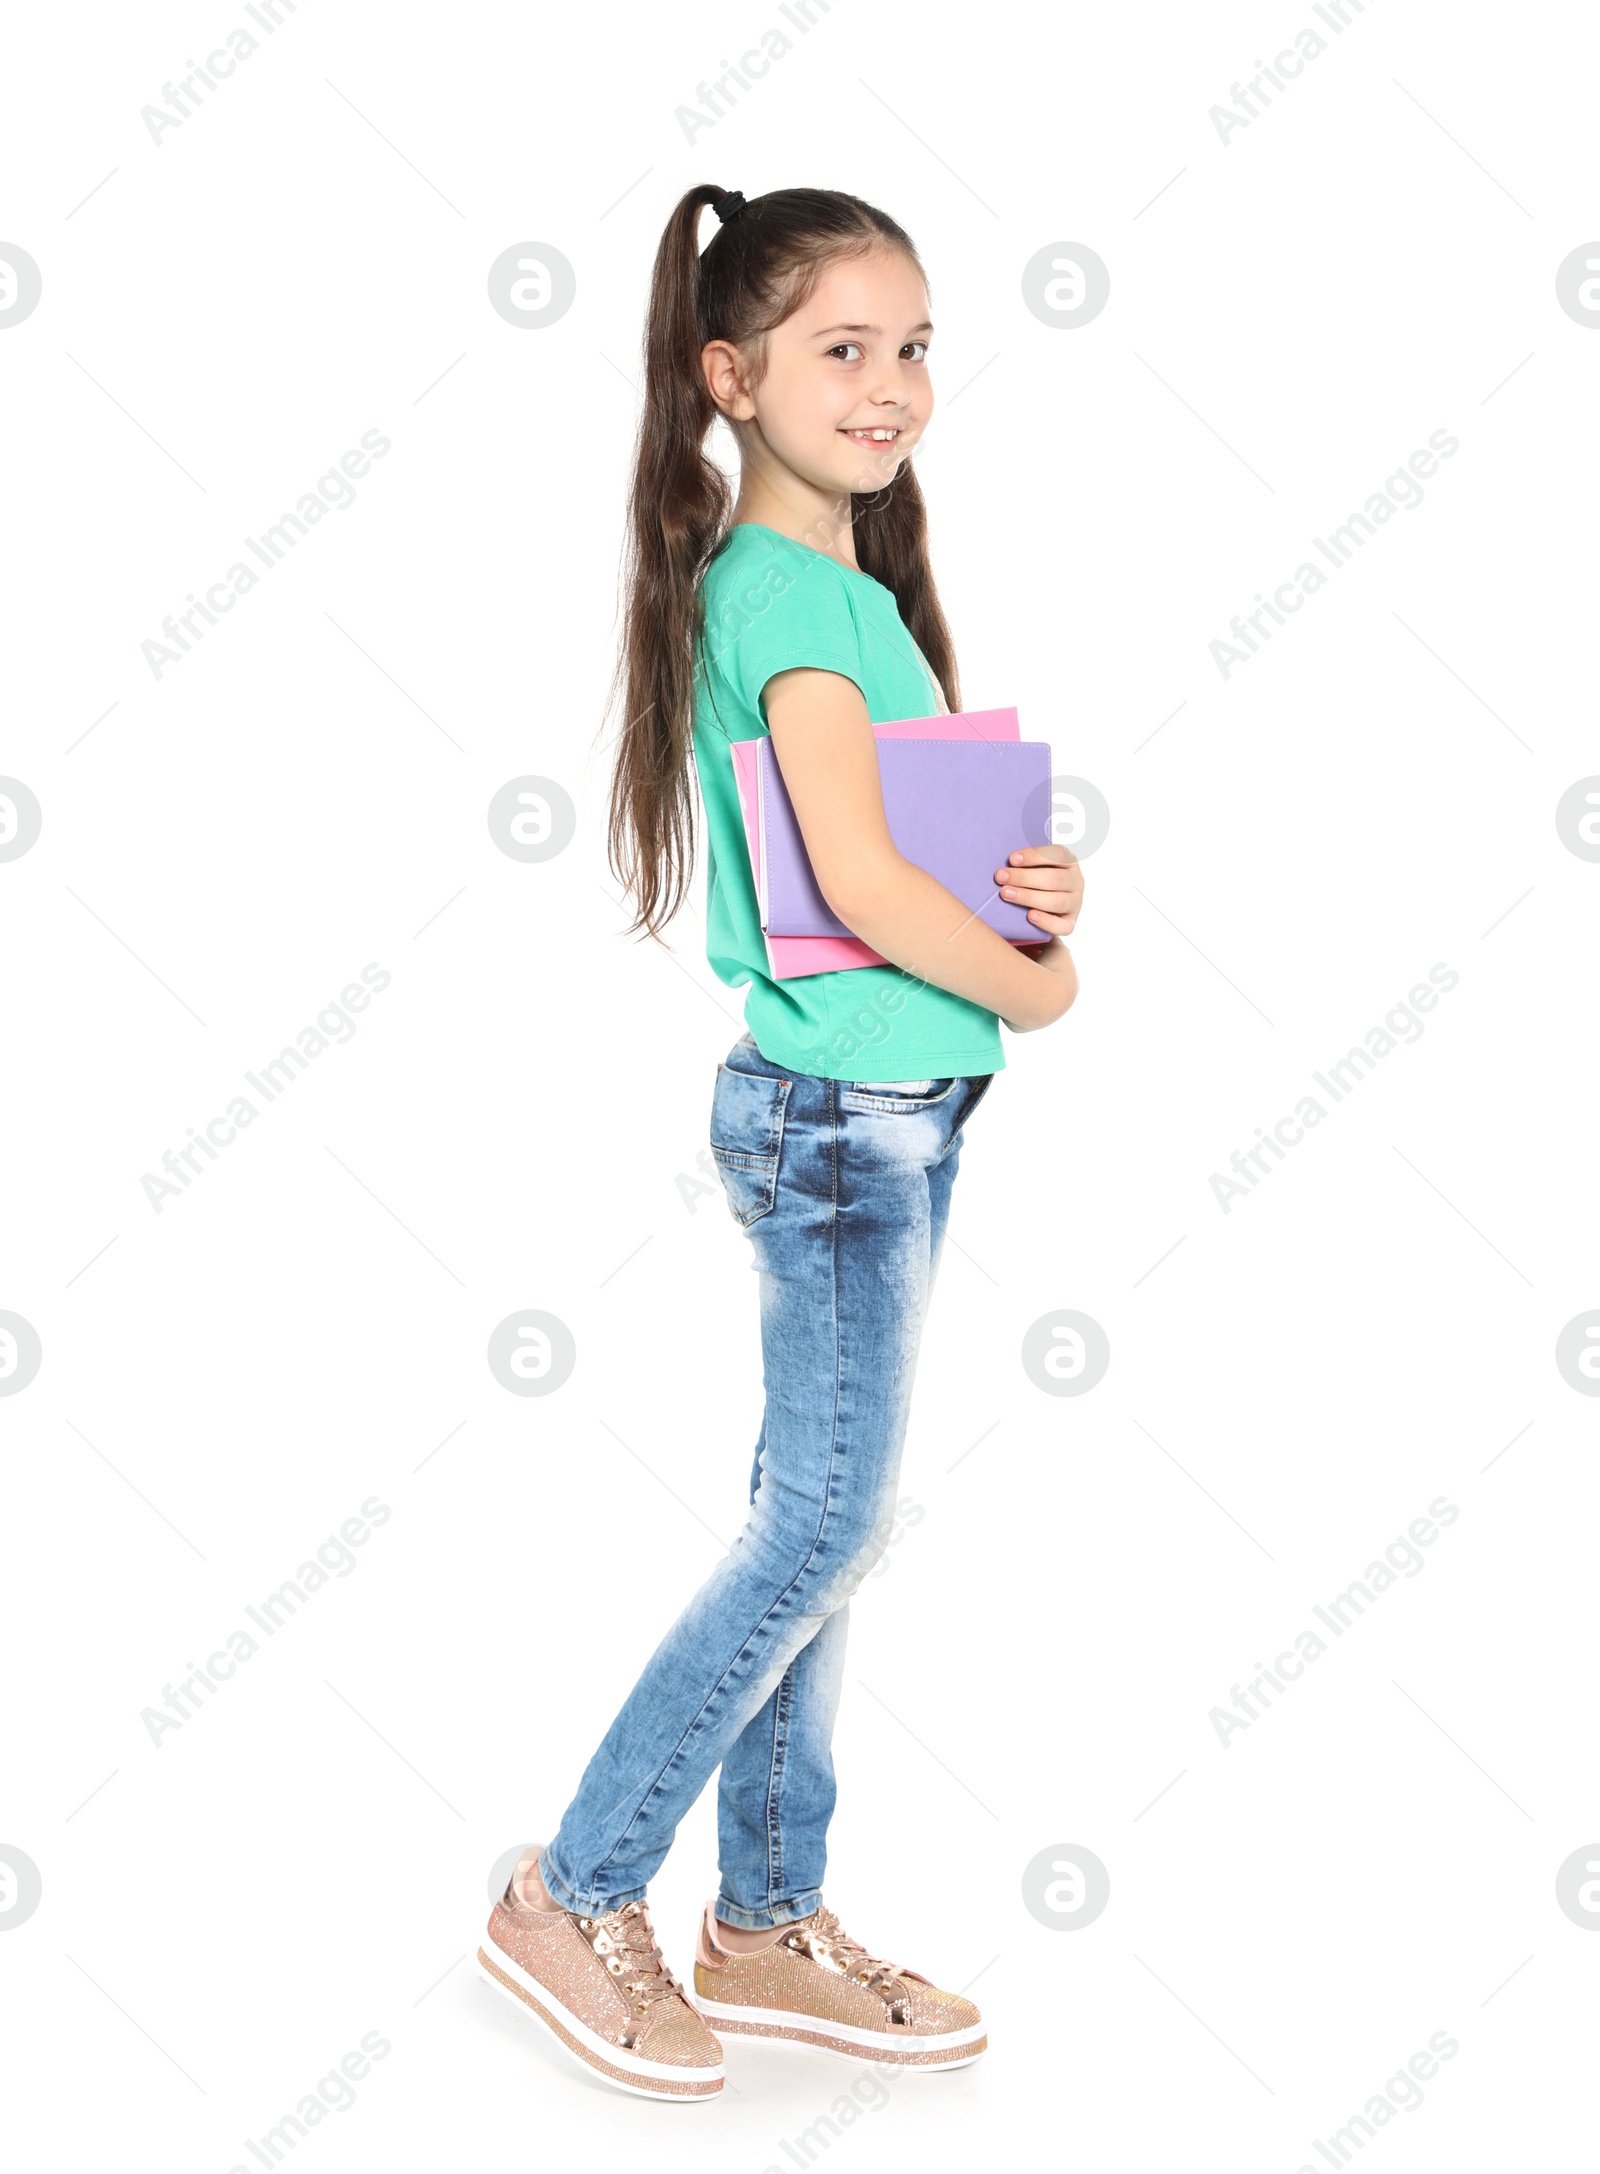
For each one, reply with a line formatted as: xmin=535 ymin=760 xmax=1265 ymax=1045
xmin=994 ymin=843 xmax=1084 ymax=936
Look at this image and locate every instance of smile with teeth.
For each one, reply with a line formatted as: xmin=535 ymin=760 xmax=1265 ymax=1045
xmin=843 ymin=426 xmax=901 ymax=442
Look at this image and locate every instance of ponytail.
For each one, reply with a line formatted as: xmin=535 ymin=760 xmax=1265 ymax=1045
xmin=605 ymin=184 xmax=961 ymax=938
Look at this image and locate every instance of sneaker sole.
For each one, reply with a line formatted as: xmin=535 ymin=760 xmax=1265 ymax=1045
xmin=692 ymin=1994 xmax=986 ymax=2068
xmin=477 ymin=1939 xmax=724 ymax=2101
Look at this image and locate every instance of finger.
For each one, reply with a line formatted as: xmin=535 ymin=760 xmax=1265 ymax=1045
xmin=995 ymin=858 xmax=1080 ymax=885
xmin=997 ymin=865 xmax=1082 ymax=888
xmin=1006 ymin=844 xmax=1075 ymax=868
xmin=997 ymin=875 xmax=1082 ymax=904
xmin=1025 ymin=907 xmax=1077 ymax=935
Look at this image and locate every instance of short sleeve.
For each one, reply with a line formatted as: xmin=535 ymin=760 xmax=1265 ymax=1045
xmin=703 ymin=543 xmax=866 ymax=723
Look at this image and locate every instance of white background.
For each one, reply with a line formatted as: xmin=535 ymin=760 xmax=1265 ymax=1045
xmin=3 ymin=1 xmax=1598 ymax=2167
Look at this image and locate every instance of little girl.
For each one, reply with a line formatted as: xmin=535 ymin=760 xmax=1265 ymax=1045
xmin=478 ymin=183 xmax=1082 ymax=2101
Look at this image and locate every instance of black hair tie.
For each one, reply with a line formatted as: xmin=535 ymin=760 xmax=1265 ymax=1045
xmin=712 ymin=189 xmax=747 ymax=224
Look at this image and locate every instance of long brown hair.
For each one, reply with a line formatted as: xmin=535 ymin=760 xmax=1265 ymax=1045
xmin=605 ymin=183 xmax=962 ymax=939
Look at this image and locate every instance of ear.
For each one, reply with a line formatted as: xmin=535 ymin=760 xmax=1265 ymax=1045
xmin=701 ymin=339 xmax=756 ymax=422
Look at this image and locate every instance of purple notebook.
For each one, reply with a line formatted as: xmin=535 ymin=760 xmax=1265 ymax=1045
xmin=757 ymin=737 xmax=1054 ymax=940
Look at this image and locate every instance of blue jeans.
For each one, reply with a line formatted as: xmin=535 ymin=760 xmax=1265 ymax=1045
xmin=540 ymin=1032 xmax=993 ymax=1928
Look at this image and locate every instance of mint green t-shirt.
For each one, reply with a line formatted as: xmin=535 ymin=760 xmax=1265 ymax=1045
xmin=691 ymin=524 xmax=1004 ymax=1082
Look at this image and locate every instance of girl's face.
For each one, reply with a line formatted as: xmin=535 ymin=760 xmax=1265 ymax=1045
xmin=709 ymin=247 xmax=934 ymax=506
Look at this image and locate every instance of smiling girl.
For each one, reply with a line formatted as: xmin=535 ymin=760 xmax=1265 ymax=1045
xmin=477 ymin=185 xmax=1082 ymax=2102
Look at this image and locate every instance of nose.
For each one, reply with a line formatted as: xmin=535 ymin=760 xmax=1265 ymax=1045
xmin=862 ymin=354 xmax=922 ymax=417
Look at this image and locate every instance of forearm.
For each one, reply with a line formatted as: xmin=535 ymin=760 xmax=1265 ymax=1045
xmin=828 ymin=852 xmax=1075 ymax=1031
xmin=761 ymin=669 xmax=1080 ymax=1030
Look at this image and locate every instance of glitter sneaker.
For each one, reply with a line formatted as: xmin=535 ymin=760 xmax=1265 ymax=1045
xmin=478 ymin=1853 xmax=724 ymax=2101
xmin=691 ymin=1902 xmax=986 ymax=2068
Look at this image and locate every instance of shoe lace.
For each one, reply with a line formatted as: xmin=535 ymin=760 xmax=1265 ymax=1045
xmin=805 ymin=1906 xmax=907 ymax=1995
xmin=586 ymin=1901 xmax=681 ymax=2010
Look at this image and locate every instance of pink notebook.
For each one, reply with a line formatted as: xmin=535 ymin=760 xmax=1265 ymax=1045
xmin=728 ymin=709 xmax=1021 ymax=980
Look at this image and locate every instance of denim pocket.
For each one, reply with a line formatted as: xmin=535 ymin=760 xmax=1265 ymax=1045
xmin=840 ymin=1078 xmax=958 ymax=1115
xmin=710 ymin=1064 xmax=793 ymax=1225
xmin=961 ymin=1074 xmax=996 ymax=1121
